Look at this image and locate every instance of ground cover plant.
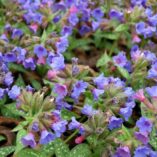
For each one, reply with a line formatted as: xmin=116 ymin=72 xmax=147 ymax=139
xmin=0 ymin=0 xmax=157 ymax=156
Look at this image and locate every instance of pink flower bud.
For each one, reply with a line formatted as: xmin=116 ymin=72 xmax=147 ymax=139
xmin=69 ymin=6 xmax=78 ymax=14
xmin=29 ymin=23 xmax=39 ymax=33
xmin=132 ymin=34 xmax=141 ymax=43
xmin=75 ymin=136 xmax=85 ymax=144
xmin=134 ymin=89 xmax=145 ymax=102
xmin=47 ymin=70 xmax=58 ymax=79
xmin=37 ymin=57 xmax=46 ymax=64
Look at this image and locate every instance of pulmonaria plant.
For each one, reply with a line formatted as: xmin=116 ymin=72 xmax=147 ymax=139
xmin=1 ymin=0 xmax=157 ymax=157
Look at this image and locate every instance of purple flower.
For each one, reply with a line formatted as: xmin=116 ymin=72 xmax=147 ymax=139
xmin=34 ymin=45 xmax=47 ymax=58
xmin=23 ymin=58 xmax=36 ymax=70
xmin=3 ymin=53 xmax=17 ymax=62
xmin=136 ymin=22 xmax=145 ymax=34
xmin=91 ymin=8 xmax=104 ymax=21
xmin=31 ymin=122 xmax=39 ymax=132
xmin=93 ymin=74 xmax=108 ymax=89
xmin=144 ymin=50 xmax=156 ymax=62
xmin=131 ymin=0 xmax=147 ymax=6
xmin=55 ymin=99 xmax=72 ymax=110
xmin=92 ymin=88 xmax=104 ymax=100
xmin=3 ymin=72 xmax=13 ymax=86
xmin=79 ymin=25 xmax=91 ymax=36
xmin=39 ymin=130 xmax=55 ymax=144
xmin=146 ymin=86 xmax=157 ymax=98
xmin=8 ymin=85 xmax=20 ymax=100
xmin=124 ymin=87 xmax=134 ymax=97
xmin=92 ymin=21 xmax=100 ymax=31
xmin=108 ymin=116 xmax=123 ymax=130
xmin=148 ymin=62 xmax=157 ymax=79
xmin=109 ymin=9 xmax=123 ymax=21
xmin=53 ymin=84 xmax=67 ymax=100
xmin=68 ymin=13 xmax=79 ymax=26
xmin=120 ymin=106 xmax=132 ymax=121
xmin=113 ymin=52 xmax=127 ymax=67
xmin=134 ymin=146 xmax=151 ymax=157
xmin=56 ymin=36 xmax=69 ymax=54
xmin=0 ymin=88 xmax=5 ymax=99
xmin=71 ymin=80 xmax=88 ymax=100
xmin=48 ymin=54 xmax=65 ymax=71
xmin=52 ymin=120 xmax=68 ymax=137
xmin=134 ymin=131 xmax=149 ymax=144
xmin=81 ymin=104 xmax=97 ymax=117
xmin=21 ymin=133 xmax=36 ymax=148
xmin=11 ymin=28 xmax=23 ymax=39
xmin=13 ymin=47 xmax=27 ymax=63
xmin=69 ymin=117 xmax=84 ymax=134
xmin=114 ymin=146 xmax=131 ymax=157
xmin=136 ymin=117 xmax=152 ymax=133
xmin=72 ymin=57 xmax=79 ymax=76
xmin=61 ymin=25 xmax=72 ymax=36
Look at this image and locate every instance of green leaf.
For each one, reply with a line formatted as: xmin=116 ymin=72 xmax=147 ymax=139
xmin=0 ymin=146 xmax=15 ymax=157
xmin=41 ymin=141 xmax=55 ymax=157
xmin=150 ymin=126 xmax=157 ymax=150
xmin=118 ymin=125 xmax=132 ymax=142
xmin=8 ymin=63 xmax=26 ymax=73
xmin=14 ymin=129 xmax=27 ymax=154
xmin=0 ymin=95 xmax=7 ymax=107
xmin=1 ymin=103 xmax=25 ymax=118
xmin=12 ymin=121 xmax=28 ymax=132
xmin=41 ymin=30 xmax=47 ymax=44
xmin=96 ymin=53 xmax=111 ymax=67
xmin=117 ymin=66 xmax=130 ymax=80
xmin=102 ymin=32 xmax=119 ymax=40
xmin=61 ymin=109 xmax=79 ymax=120
xmin=114 ymin=24 xmax=129 ymax=32
xmin=0 ymin=135 xmax=6 ymax=142
xmin=31 ymin=79 xmax=42 ymax=90
xmin=141 ymin=103 xmax=154 ymax=118
xmin=54 ymin=138 xmax=70 ymax=157
xmin=69 ymin=144 xmax=92 ymax=157
xmin=15 ymin=148 xmax=45 ymax=157
xmin=15 ymin=74 xmax=25 ymax=87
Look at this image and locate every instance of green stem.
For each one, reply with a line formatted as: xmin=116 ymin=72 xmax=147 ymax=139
xmin=64 ymin=130 xmax=78 ymax=143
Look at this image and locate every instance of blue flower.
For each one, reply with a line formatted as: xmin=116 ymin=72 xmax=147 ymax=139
xmin=92 ymin=8 xmax=104 ymax=21
xmin=3 ymin=72 xmax=13 ymax=86
xmin=113 ymin=52 xmax=128 ymax=67
xmin=136 ymin=22 xmax=145 ymax=34
xmin=48 ymin=54 xmax=65 ymax=71
xmin=93 ymin=74 xmax=108 ymax=89
xmin=81 ymin=104 xmax=97 ymax=117
xmin=61 ymin=26 xmax=72 ymax=36
xmin=146 ymin=86 xmax=157 ymax=98
xmin=134 ymin=146 xmax=151 ymax=157
xmin=92 ymin=88 xmax=104 ymax=100
xmin=114 ymin=146 xmax=131 ymax=157
xmin=79 ymin=25 xmax=91 ymax=36
xmin=8 ymin=85 xmax=20 ymax=100
xmin=108 ymin=116 xmax=123 ymax=130
xmin=39 ymin=130 xmax=55 ymax=144
xmin=52 ymin=120 xmax=68 ymax=137
xmin=69 ymin=117 xmax=84 ymax=134
xmin=71 ymin=80 xmax=88 ymax=100
xmin=4 ymin=52 xmax=17 ymax=62
xmin=68 ymin=13 xmax=79 ymax=26
xmin=56 ymin=36 xmax=69 ymax=54
xmin=23 ymin=58 xmax=36 ymax=70
xmin=136 ymin=117 xmax=152 ymax=133
xmin=109 ymin=9 xmax=123 ymax=21
xmin=53 ymin=83 xmax=67 ymax=100
xmin=0 ymin=88 xmax=5 ymax=99
xmin=148 ymin=62 xmax=157 ymax=79
xmin=21 ymin=133 xmax=36 ymax=148
xmin=120 ymin=106 xmax=133 ymax=121
xmin=34 ymin=45 xmax=47 ymax=58
xmin=11 ymin=28 xmax=23 ymax=39
xmin=134 ymin=132 xmax=149 ymax=144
